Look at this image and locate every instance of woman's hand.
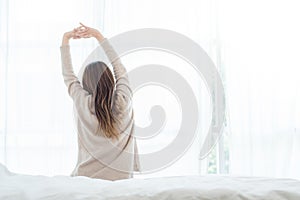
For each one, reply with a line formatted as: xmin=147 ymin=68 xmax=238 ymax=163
xmin=62 ymin=23 xmax=105 ymax=46
xmin=75 ymin=23 xmax=105 ymax=42
xmin=62 ymin=28 xmax=81 ymax=46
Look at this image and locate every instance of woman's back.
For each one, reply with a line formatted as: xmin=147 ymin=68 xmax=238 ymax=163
xmin=60 ymin=26 xmax=140 ymax=180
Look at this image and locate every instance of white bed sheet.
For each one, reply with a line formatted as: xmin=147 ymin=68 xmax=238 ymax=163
xmin=1 ymin=163 xmax=300 ymax=200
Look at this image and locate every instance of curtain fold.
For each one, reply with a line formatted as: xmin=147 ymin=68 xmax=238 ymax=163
xmin=217 ymin=0 xmax=300 ymax=179
xmin=0 ymin=0 xmax=9 ymax=165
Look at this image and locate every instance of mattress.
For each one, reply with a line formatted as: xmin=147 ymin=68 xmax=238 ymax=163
xmin=1 ymin=163 xmax=300 ymax=200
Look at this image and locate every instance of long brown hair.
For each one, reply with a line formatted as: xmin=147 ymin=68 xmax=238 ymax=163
xmin=82 ymin=61 xmax=119 ymax=139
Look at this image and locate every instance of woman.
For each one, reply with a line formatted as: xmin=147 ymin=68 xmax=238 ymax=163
xmin=60 ymin=23 xmax=140 ymax=180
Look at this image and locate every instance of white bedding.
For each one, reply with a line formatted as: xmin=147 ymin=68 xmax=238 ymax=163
xmin=1 ymin=163 xmax=300 ymax=200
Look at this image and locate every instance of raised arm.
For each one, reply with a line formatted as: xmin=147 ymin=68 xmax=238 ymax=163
xmin=60 ymin=29 xmax=87 ymax=100
xmin=97 ymin=35 xmax=132 ymax=108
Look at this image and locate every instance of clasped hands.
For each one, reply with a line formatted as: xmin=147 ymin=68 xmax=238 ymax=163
xmin=62 ymin=23 xmax=104 ymax=45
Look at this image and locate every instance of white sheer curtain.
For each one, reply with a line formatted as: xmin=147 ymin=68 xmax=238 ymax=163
xmin=103 ymin=0 xmax=300 ymax=178
xmin=217 ymin=0 xmax=300 ymax=179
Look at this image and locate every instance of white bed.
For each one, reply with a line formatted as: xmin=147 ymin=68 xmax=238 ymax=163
xmin=1 ymin=163 xmax=300 ymax=200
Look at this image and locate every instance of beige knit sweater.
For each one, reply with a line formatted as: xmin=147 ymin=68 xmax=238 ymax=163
xmin=60 ymin=38 xmax=140 ymax=181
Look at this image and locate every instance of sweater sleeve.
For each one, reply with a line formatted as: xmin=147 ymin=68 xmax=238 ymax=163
xmin=60 ymin=45 xmax=87 ymax=101
xmin=99 ymin=38 xmax=132 ymax=115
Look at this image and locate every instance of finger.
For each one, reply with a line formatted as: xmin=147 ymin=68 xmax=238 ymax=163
xmin=74 ymin=34 xmax=81 ymax=39
xmin=81 ymin=34 xmax=91 ymax=38
xmin=74 ymin=27 xmax=83 ymax=32
xmin=78 ymin=28 xmax=89 ymax=33
xmin=74 ymin=34 xmax=83 ymax=39
xmin=79 ymin=22 xmax=88 ymax=28
xmin=73 ymin=30 xmax=80 ymax=35
xmin=77 ymin=32 xmax=90 ymax=37
xmin=75 ymin=26 xmax=88 ymax=33
xmin=75 ymin=31 xmax=88 ymax=37
xmin=74 ymin=24 xmax=85 ymax=30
